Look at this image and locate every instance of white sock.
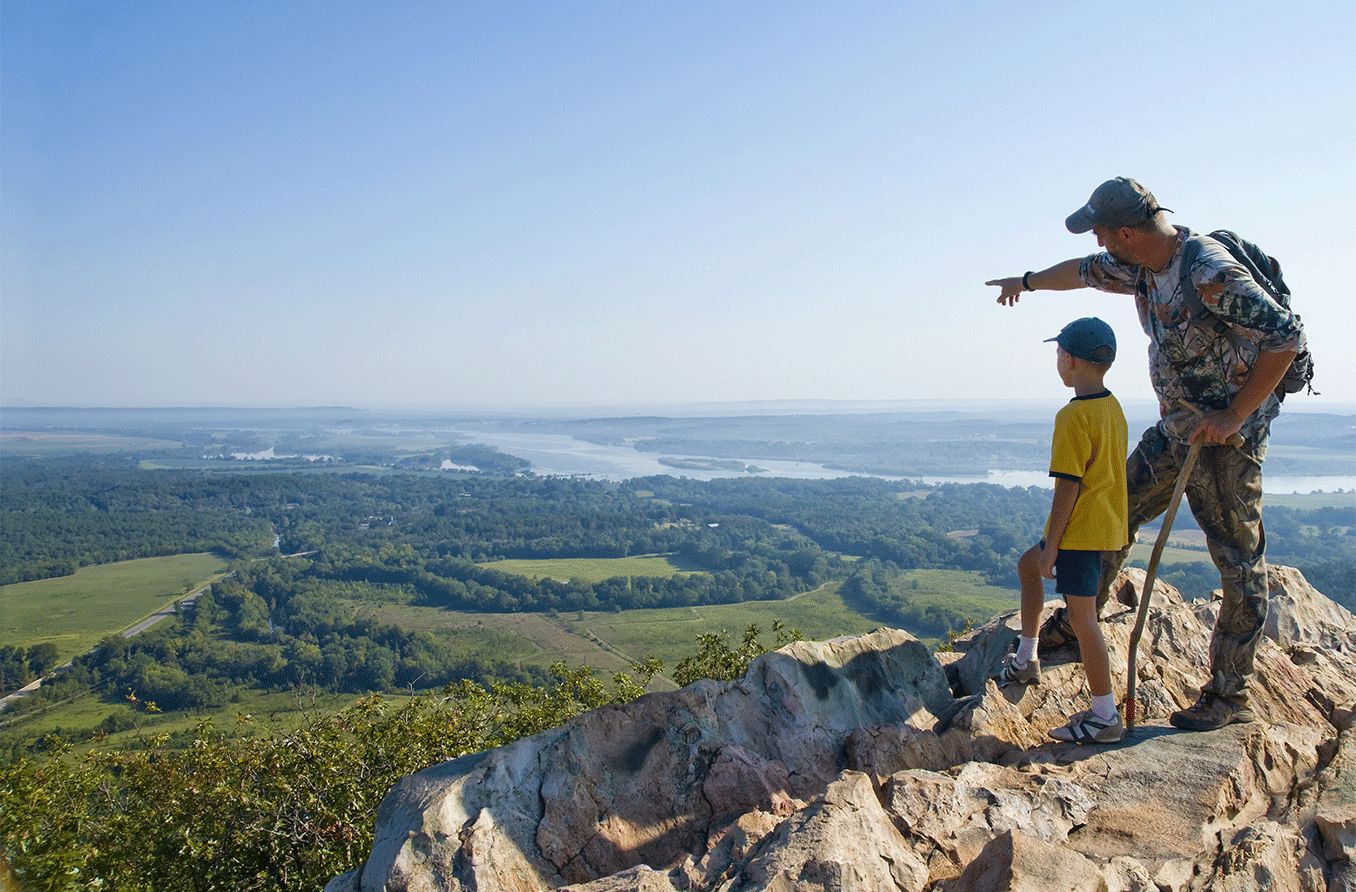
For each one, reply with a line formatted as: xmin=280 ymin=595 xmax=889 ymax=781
xmin=1015 ymin=635 xmax=1038 ymax=666
xmin=1091 ymin=693 xmax=1117 ymax=721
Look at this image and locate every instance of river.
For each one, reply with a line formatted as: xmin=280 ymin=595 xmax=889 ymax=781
xmin=452 ymin=430 xmax=1356 ymax=495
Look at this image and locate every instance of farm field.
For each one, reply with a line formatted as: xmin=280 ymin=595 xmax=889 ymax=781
xmin=886 ymin=569 xmax=1018 ymax=628
xmin=1128 ymin=542 xmax=1214 ymax=566
xmin=1265 ymin=491 xmax=1356 ymax=509
xmin=2 ymin=573 xmax=1020 ymax=751
xmin=0 ymin=432 xmax=184 ymax=454
xmin=354 ymin=602 xmax=617 ymax=673
xmin=362 ymin=581 xmax=885 ymax=687
xmin=555 ymin=581 xmax=889 ymax=672
xmin=479 ymin=554 xmax=703 ymax=583
xmin=0 ymin=553 xmax=230 ymax=661
xmin=139 ymin=459 xmax=413 ymax=475
xmin=0 ymin=680 xmax=355 ymax=756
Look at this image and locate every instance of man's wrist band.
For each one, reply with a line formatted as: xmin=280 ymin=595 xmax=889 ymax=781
xmin=1023 ymin=271 xmax=1034 ymax=291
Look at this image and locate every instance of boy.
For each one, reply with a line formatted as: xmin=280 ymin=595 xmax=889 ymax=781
xmin=995 ymin=316 xmax=1129 ymax=744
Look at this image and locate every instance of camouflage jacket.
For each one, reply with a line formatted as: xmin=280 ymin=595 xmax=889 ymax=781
xmin=1079 ymin=226 xmax=1307 ymax=442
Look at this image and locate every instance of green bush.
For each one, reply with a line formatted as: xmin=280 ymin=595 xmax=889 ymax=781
xmin=0 ymin=662 xmax=656 ymax=891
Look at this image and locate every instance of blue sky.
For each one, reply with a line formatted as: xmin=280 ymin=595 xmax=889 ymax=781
xmin=3 ymin=1 xmax=1353 ymax=410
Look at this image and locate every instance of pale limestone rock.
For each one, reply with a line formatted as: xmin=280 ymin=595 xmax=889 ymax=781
xmin=558 ymin=865 xmax=683 ymax=892
xmin=331 ymin=566 xmax=1356 ymax=892
xmin=1191 ymin=821 xmax=1327 ymax=892
xmin=883 ymin=763 xmax=1093 ymax=884
xmin=1310 ymin=729 xmax=1356 ymax=872
xmin=1100 ymin=855 xmax=1154 ymax=892
xmin=1262 ymin=565 xmax=1356 ymax=652
xmin=340 ymin=629 xmax=950 ymax=890
xmin=710 ymin=772 xmax=928 ymax=892
xmin=936 ymin=829 xmax=1104 ymax=891
xmin=694 ymin=810 xmax=784 ymax=885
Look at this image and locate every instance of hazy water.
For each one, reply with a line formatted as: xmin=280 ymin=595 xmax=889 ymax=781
xmin=451 ymin=430 xmax=899 ymax=481
xmin=454 ymin=430 xmax=1356 ymax=495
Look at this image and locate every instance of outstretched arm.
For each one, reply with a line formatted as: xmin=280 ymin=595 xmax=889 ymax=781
xmin=987 ymin=258 xmax=1087 ymax=307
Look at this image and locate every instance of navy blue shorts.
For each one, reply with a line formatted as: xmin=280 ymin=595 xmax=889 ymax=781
xmin=1037 ymin=540 xmax=1104 ymax=597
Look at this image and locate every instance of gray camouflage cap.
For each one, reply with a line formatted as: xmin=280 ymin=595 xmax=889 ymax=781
xmin=1065 ymin=177 xmax=1172 ymax=233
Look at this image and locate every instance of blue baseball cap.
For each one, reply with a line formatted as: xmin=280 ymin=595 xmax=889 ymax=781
xmin=1046 ymin=317 xmax=1117 ymax=363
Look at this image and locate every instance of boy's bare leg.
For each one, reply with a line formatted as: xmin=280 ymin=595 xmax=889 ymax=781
xmin=1065 ymin=595 xmax=1112 ymax=697
xmin=1018 ymin=546 xmax=1044 ymax=639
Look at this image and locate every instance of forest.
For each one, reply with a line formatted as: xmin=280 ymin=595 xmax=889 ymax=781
xmin=2 ymin=448 xmax=1353 ymax=889
xmin=5 ymin=456 xmax=1352 ymax=713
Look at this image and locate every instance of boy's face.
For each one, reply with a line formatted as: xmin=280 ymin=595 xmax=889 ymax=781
xmin=1056 ymin=346 xmax=1075 ymax=387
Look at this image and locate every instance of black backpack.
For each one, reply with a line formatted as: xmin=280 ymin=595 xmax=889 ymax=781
xmin=1178 ymin=229 xmax=1316 ymax=399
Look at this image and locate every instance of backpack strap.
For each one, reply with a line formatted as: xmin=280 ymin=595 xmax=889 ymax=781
xmin=1177 ymin=233 xmax=1251 ymax=355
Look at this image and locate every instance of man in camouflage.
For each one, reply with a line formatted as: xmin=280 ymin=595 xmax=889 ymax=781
xmin=986 ymin=177 xmax=1305 ymax=731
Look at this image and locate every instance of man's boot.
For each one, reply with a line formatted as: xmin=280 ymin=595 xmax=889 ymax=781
xmin=1169 ymin=689 xmax=1255 ymax=731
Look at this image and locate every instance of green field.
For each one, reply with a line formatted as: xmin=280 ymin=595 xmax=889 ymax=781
xmin=555 ymin=581 xmax=884 ymax=671
xmin=1265 ymin=491 xmax=1356 ymax=509
xmin=889 ymin=569 xmax=1018 ymax=625
xmin=140 ymin=459 xmax=410 ymax=476
xmin=1 ymin=574 xmax=1004 ymax=750
xmin=0 ymin=553 xmax=231 ymax=661
xmin=479 ymin=554 xmax=702 ymax=583
xmin=0 ymin=678 xmax=355 ymax=755
xmin=354 ymin=580 xmax=884 ymax=687
xmin=1 ymin=432 xmax=184 ymax=455
xmin=1128 ymin=542 xmax=1214 ymax=566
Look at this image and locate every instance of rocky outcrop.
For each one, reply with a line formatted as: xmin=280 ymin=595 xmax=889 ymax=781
xmin=328 ymin=566 xmax=1356 ymax=891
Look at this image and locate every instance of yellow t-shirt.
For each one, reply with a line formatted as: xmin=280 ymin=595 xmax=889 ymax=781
xmin=1046 ymin=391 xmax=1129 ymax=551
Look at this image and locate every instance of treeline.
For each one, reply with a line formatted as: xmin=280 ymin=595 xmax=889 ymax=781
xmin=82 ymin=569 xmax=555 ymax=712
xmin=390 ymin=443 xmax=531 ymax=473
xmin=0 ymin=457 xmax=275 ymax=584
xmin=0 ymin=644 xmax=59 ymax=692
xmin=628 ymin=476 xmax=1050 ymax=587
xmin=841 ymin=560 xmax=983 ymax=636
xmin=4 ymin=457 xmax=1350 ymax=615
xmin=306 ymin=530 xmax=837 ymax=614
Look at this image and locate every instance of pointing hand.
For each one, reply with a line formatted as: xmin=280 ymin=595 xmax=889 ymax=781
xmin=987 ymin=277 xmax=1025 ymax=307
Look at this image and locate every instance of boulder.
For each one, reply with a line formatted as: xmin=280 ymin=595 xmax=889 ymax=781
xmin=331 ymin=566 xmax=1356 ymax=892
xmin=936 ymin=829 xmax=1104 ymax=892
xmin=710 ymin=772 xmax=928 ymax=892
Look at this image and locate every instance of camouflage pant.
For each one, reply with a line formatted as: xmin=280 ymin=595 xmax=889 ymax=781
xmin=1097 ymin=422 xmax=1269 ymax=700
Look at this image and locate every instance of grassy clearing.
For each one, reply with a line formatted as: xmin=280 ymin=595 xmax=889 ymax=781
xmin=350 ymin=603 xmax=595 ymax=670
xmin=479 ymin=554 xmax=703 ymax=583
xmin=1 ymin=683 xmax=355 ymax=755
xmin=1265 ymin=491 xmax=1356 ymax=509
xmin=1128 ymin=542 xmax=1214 ymax=566
xmin=0 ymin=432 xmax=183 ymax=454
xmin=0 ymin=553 xmax=230 ymax=661
xmin=139 ymin=459 xmax=412 ymax=476
xmin=890 ymin=569 xmax=1018 ymax=627
xmin=358 ymin=581 xmax=884 ymax=686
xmin=555 ymin=581 xmax=883 ymax=671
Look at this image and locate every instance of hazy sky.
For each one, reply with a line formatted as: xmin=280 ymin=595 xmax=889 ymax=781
xmin=3 ymin=1 xmax=1353 ymax=411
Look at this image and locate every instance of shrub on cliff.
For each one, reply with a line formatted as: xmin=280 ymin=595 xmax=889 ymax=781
xmin=0 ymin=662 xmax=656 ymax=891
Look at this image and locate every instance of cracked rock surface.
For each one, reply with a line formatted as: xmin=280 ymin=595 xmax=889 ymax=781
xmin=327 ymin=566 xmax=1356 ymax=891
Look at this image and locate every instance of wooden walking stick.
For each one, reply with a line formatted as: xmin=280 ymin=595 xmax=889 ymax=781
xmin=1124 ymin=406 xmax=1244 ymax=732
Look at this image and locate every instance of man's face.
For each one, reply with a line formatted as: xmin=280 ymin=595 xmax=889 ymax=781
xmin=1093 ymin=225 xmax=1135 ymax=263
